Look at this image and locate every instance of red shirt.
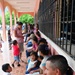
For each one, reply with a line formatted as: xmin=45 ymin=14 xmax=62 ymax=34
xmin=12 ymin=45 xmax=20 ymax=56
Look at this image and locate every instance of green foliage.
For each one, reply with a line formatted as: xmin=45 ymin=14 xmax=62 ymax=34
xmin=0 ymin=12 xmax=34 ymax=25
xmin=0 ymin=16 xmax=2 ymax=25
xmin=5 ymin=11 xmax=10 ymax=25
xmin=5 ymin=11 xmax=14 ymax=25
xmin=12 ymin=12 xmax=14 ymax=25
xmin=19 ymin=14 xmax=34 ymax=24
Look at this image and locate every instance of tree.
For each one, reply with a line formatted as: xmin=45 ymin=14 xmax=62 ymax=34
xmin=12 ymin=12 xmax=14 ymax=25
xmin=0 ymin=11 xmax=14 ymax=25
xmin=19 ymin=14 xmax=34 ymax=24
xmin=5 ymin=11 xmax=10 ymax=25
xmin=5 ymin=11 xmax=14 ymax=25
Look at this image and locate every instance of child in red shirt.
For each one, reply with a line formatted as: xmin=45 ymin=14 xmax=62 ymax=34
xmin=12 ymin=40 xmax=20 ymax=67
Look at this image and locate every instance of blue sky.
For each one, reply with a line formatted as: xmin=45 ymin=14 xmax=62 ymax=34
xmin=0 ymin=7 xmax=8 ymax=15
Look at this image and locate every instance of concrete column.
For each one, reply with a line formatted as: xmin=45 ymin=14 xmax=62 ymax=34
xmin=14 ymin=15 xmax=16 ymax=25
xmin=1 ymin=1 xmax=6 ymax=41
xmin=10 ymin=10 xmax=13 ymax=35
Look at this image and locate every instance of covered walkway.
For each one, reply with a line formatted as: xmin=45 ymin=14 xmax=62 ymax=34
xmin=0 ymin=0 xmax=75 ymax=75
xmin=0 ymin=42 xmax=26 ymax=75
xmin=0 ymin=0 xmax=40 ymax=75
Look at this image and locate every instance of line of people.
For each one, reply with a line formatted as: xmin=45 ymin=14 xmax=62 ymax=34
xmin=1 ymin=22 xmax=73 ymax=75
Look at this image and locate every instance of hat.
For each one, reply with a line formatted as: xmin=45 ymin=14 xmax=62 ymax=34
xmin=26 ymin=42 xmax=33 ymax=50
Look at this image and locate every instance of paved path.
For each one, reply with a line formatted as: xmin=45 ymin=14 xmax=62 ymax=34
xmin=0 ymin=41 xmax=26 ymax=75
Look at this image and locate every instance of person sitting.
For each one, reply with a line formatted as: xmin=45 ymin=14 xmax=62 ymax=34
xmin=34 ymin=31 xmax=41 ymax=41
xmin=32 ymin=36 xmax=38 ymax=52
xmin=8 ymin=29 xmax=12 ymax=50
xmin=25 ymin=24 xmax=34 ymax=42
xmin=44 ymin=55 xmax=73 ymax=75
xmin=24 ymin=32 xmax=35 ymax=45
xmin=25 ymin=51 xmax=40 ymax=74
xmin=2 ymin=63 xmax=12 ymax=75
xmin=26 ymin=41 xmax=33 ymax=58
xmin=25 ymin=35 xmax=38 ymax=58
xmin=30 ymin=56 xmax=43 ymax=74
xmin=38 ymin=38 xmax=48 ymax=45
xmin=38 ymin=44 xmax=50 ymax=74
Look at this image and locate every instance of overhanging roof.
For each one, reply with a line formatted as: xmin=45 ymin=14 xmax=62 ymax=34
xmin=4 ymin=0 xmax=37 ymax=12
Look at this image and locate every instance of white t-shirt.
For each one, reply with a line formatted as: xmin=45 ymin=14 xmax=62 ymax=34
xmin=40 ymin=56 xmax=49 ymax=70
xmin=27 ymin=60 xmax=37 ymax=71
xmin=3 ymin=72 xmax=11 ymax=75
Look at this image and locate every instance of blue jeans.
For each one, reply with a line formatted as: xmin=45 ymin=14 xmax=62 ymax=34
xmin=25 ymin=67 xmax=39 ymax=74
xmin=26 ymin=50 xmax=31 ymax=57
xmin=25 ymin=34 xmax=30 ymax=42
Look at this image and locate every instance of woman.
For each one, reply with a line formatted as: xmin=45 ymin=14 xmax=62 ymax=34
xmin=14 ymin=22 xmax=24 ymax=61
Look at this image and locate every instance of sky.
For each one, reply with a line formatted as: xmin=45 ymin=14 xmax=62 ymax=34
xmin=0 ymin=7 xmax=8 ymax=15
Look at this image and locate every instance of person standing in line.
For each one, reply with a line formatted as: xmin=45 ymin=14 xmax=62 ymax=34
xmin=14 ymin=22 xmax=24 ymax=61
xmin=8 ymin=29 xmax=12 ymax=50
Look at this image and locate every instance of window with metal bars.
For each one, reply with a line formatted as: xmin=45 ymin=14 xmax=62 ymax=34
xmin=38 ymin=0 xmax=75 ymax=60
xmin=60 ymin=0 xmax=75 ymax=59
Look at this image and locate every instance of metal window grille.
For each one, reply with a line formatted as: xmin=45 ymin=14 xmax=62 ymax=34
xmin=38 ymin=0 xmax=75 ymax=60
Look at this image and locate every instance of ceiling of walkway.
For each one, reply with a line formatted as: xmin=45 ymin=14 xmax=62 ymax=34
xmin=5 ymin=0 xmax=37 ymax=12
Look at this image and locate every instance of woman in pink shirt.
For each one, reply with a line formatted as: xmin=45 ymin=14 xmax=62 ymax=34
xmin=34 ymin=24 xmax=41 ymax=41
xmin=14 ymin=22 xmax=24 ymax=61
xmin=32 ymin=36 xmax=38 ymax=52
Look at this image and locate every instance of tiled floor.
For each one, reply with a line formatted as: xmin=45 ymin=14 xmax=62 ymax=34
xmin=0 ymin=42 xmax=27 ymax=75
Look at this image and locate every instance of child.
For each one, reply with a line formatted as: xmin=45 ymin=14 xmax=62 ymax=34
xmin=8 ymin=29 xmax=12 ymax=50
xmin=30 ymin=56 xmax=43 ymax=74
xmin=12 ymin=40 xmax=20 ymax=67
xmin=2 ymin=63 xmax=12 ymax=75
xmin=25 ymin=51 xmax=39 ymax=74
